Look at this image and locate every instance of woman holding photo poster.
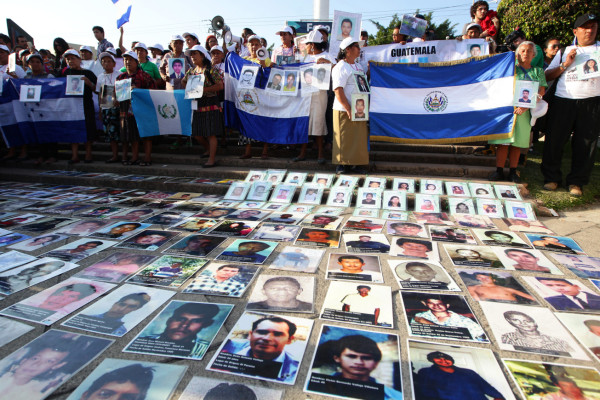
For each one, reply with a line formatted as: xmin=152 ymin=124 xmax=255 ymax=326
xmin=294 ymin=30 xmax=335 ymax=164
xmin=182 ymin=45 xmax=223 ymax=168
xmin=489 ymin=41 xmax=546 ymax=183
xmin=332 ymin=37 xmax=369 ymax=174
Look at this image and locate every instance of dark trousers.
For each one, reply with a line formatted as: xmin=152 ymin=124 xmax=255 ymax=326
xmin=541 ymin=96 xmax=600 ymax=187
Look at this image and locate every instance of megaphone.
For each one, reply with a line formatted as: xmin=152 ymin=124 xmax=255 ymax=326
xmin=225 ymin=32 xmax=241 ymax=45
xmin=211 ymin=16 xmax=225 ymax=31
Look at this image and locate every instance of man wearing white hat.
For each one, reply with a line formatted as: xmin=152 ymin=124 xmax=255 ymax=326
xmin=124 ymin=43 xmax=161 ymax=84
xmin=182 ymin=32 xmax=200 ymax=49
xmin=159 ymin=34 xmax=192 ymax=90
xmin=272 ymin=26 xmax=296 ymax=65
xmin=148 ymin=44 xmax=164 ymax=67
xmin=0 ymin=45 xmax=25 ymax=78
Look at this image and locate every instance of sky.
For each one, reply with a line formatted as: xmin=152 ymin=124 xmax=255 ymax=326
xmin=3 ymin=0 xmax=484 ymax=52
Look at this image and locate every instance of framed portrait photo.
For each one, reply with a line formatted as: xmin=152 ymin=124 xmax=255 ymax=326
xmin=246 ymin=181 xmax=272 ymax=202
xmin=326 ymin=187 xmax=352 ymax=207
xmin=513 ymin=80 xmax=538 ymax=108
xmin=65 ymin=75 xmax=84 ymax=95
xmin=351 ymin=93 xmax=369 ymax=121
xmin=298 ymin=184 xmax=324 ymax=205
xmin=224 ymin=181 xmax=251 ymax=201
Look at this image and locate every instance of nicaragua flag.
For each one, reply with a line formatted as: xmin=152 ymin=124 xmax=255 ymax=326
xmin=224 ymin=53 xmax=311 ymax=144
xmin=0 ymin=78 xmax=86 ymax=147
xmin=112 ymin=0 xmax=132 ymax=29
xmin=131 ymin=89 xmax=192 ymax=137
xmin=370 ymin=52 xmax=516 ymax=144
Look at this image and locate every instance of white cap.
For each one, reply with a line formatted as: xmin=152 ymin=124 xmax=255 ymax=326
xmin=305 ymin=30 xmax=324 ymax=44
xmin=63 ymin=49 xmax=81 ymax=58
xmin=185 ymin=44 xmax=210 ymax=60
xmin=530 ymin=99 xmax=548 ymax=126
xmin=26 ymin=53 xmax=43 ymax=63
xmin=133 ymin=42 xmax=148 ymax=51
xmin=314 ymin=25 xmax=329 ymax=32
xmin=339 ymin=37 xmax=358 ymax=50
xmin=105 ymin=47 xmax=117 ymax=55
xmin=210 ymin=45 xmax=224 ymax=53
xmin=276 ymin=26 xmax=294 ymax=36
xmin=182 ymin=32 xmax=199 ymax=41
xmin=148 ymin=43 xmax=164 ymax=52
xmin=98 ymin=52 xmax=115 ymax=62
xmin=0 ymin=45 xmax=9 ymax=53
xmin=466 ymin=23 xmax=483 ymax=32
xmin=80 ymin=45 xmax=93 ymax=53
xmin=123 ymin=50 xmax=139 ymax=61
xmin=171 ymin=35 xmax=185 ymax=42
xmin=246 ymin=35 xmax=262 ymax=43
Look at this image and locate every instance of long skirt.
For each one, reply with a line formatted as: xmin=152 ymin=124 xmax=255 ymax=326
xmin=332 ymin=110 xmax=369 ymax=165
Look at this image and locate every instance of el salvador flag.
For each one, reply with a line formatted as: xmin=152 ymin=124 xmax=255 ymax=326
xmin=112 ymin=0 xmax=132 ymax=29
xmin=370 ymin=52 xmax=516 ymax=144
xmin=224 ymin=53 xmax=311 ymax=144
xmin=0 ymin=78 xmax=86 ymax=147
xmin=131 ymin=89 xmax=192 ymax=137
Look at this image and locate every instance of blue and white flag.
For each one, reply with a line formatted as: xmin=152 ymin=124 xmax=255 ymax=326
xmin=370 ymin=52 xmax=516 ymax=143
xmin=224 ymin=53 xmax=311 ymax=144
xmin=131 ymin=89 xmax=192 ymax=137
xmin=112 ymin=0 xmax=132 ymax=29
xmin=0 ymin=78 xmax=86 ymax=147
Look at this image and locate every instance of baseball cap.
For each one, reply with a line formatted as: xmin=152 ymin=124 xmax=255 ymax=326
xmin=80 ymin=45 xmax=93 ymax=53
xmin=148 ymin=43 xmax=164 ymax=52
xmin=276 ymin=26 xmax=294 ymax=36
xmin=98 ymin=52 xmax=115 ymax=62
xmin=63 ymin=49 xmax=81 ymax=58
xmin=133 ymin=42 xmax=148 ymax=51
xmin=466 ymin=23 xmax=483 ymax=32
xmin=123 ymin=50 xmax=138 ymax=61
xmin=185 ymin=44 xmax=210 ymax=60
xmin=246 ymin=35 xmax=262 ymax=43
xmin=339 ymin=37 xmax=358 ymax=50
xmin=26 ymin=53 xmax=43 ymax=63
xmin=105 ymin=47 xmax=117 ymax=55
xmin=305 ymin=30 xmax=324 ymax=44
xmin=171 ymin=35 xmax=185 ymax=42
xmin=210 ymin=45 xmax=224 ymax=53
xmin=182 ymin=32 xmax=199 ymax=41
xmin=574 ymin=13 xmax=598 ymax=28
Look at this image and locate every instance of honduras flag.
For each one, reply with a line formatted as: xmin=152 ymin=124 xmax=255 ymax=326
xmin=224 ymin=53 xmax=311 ymax=144
xmin=0 ymin=78 xmax=86 ymax=147
xmin=112 ymin=0 xmax=132 ymax=29
xmin=370 ymin=52 xmax=516 ymax=144
xmin=131 ymin=89 xmax=192 ymax=137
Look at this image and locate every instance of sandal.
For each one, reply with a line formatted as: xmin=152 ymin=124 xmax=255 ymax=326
xmin=129 ymin=159 xmax=141 ymax=165
xmin=139 ymin=161 xmax=152 ymax=166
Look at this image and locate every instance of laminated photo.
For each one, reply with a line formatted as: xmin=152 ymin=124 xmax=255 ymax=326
xmin=270 ymin=246 xmax=325 ymax=273
xmin=420 ymin=179 xmax=444 ymax=195
xmin=115 ymin=77 xmax=131 ymax=101
xmin=246 ymin=275 xmax=314 ymax=313
xmin=342 ymin=217 xmax=385 ymax=233
xmin=353 ymin=208 xmax=380 ymax=217
xmin=185 ymin=73 xmax=204 ymax=99
xmin=207 ymin=311 xmax=314 ymax=385
xmin=316 ymin=205 xmax=345 ymax=216
xmin=476 ymin=198 xmax=504 ymax=218
xmin=183 ymin=262 xmax=259 ymax=297
xmin=505 ymin=201 xmax=535 ymax=220
xmin=390 ymin=237 xmax=439 ymax=261
xmin=555 ymin=312 xmax=600 ymax=361
xmin=164 ymin=234 xmax=225 ymax=257
xmin=351 ymin=93 xmax=369 ymax=121
xmin=382 ymin=190 xmax=407 ymax=210
xmin=179 ymin=376 xmax=283 ymax=400
xmin=444 ymin=243 xmax=504 ymax=268
xmin=0 ymin=250 xmax=37 ymax=273
xmin=75 ymin=252 xmax=156 ymax=283
xmin=228 ymin=208 xmax=270 ymax=221
xmin=209 ymin=219 xmax=259 ymax=237
xmin=215 ymin=239 xmax=278 ymax=264
xmin=454 ymin=213 xmax=496 ymax=229
xmin=238 ymin=200 xmax=266 ymax=209
xmin=224 ymin=181 xmax=251 ymax=201
xmin=251 ymin=223 xmax=301 ymax=242
xmin=43 ymin=238 xmax=117 ymax=262
xmin=332 ymin=10 xmax=362 ymax=42
xmin=106 ymin=208 xmax=155 ymax=221
xmin=409 ymin=340 xmax=515 ymax=400
xmin=127 ymin=255 xmax=208 ymax=288
xmin=0 ymin=316 xmax=34 ymax=348
xmin=354 ymin=72 xmax=370 ymax=93
xmin=238 ymin=65 xmax=259 ymax=90
xmin=77 ymin=205 xmax=124 ymax=218
xmin=356 ymin=188 xmax=381 ymax=208
xmin=284 ymin=172 xmax=308 ymax=186
xmin=520 ymin=276 xmax=600 ymax=313
xmin=1 ymin=277 xmax=115 ymax=325
xmin=116 ymin=229 xmax=179 ymax=251
xmin=266 ymin=68 xmax=284 ymax=93
xmin=20 ymin=84 xmax=41 ymax=102
xmin=0 ymin=329 xmax=112 ymax=400
xmin=333 ymin=175 xmax=359 ymax=189
xmin=381 ymin=210 xmax=409 ymax=220
xmin=312 ymin=173 xmax=335 ymax=187
xmin=168 ymin=57 xmax=186 ymax=78
xmin=386 ymin=221 xmax=428 ymax=238
xmin=300 ymin=65 xmax=319 ymax=95
xmin=62 ymin=284 xmax=175 ymax=337
xmin=269 ymin=184 xmax=296 ymax=203
xmin=171 ymin=217 xmax=217 ymax=233
xmin=65 ymin=358 xmax=187 ymax=400
xmin=9 ymin=233 xmax=68 ymax=252
xmin=65 ymin=75 xmax=85 ymax=95
xmin=504 ymin=217 xmax=553 ymax=234
xmin=245 ymin=170 xmax=267 ymax=182
xmin=89 ymin=221 xmax=151 ymax=240
xmin=312 ymin=64 xmax=332 ymax=90
xmin=444 ymin=181 xmax=471 ymax=197
xmin=479 ymin=302 xmax=589 ymax=359
xmin=469 ymin=182 xmax=495 ymax=198
xmin=263 ymin=211 xmax=305 ymax=224
xmin=550 ymin=253 xmax=600 ymax=279
xmin=448 ymin=197 xmax=476 ymax=215
xmin=401 ymin=292 xmax=489 ymax=342
xmin=524 ymin=233 xmax=586 ymax=255
xmin=327 ymin=187 xmax=353 ymax=207
xmin=321 ymin=281 xmax=393 ymax=328
xmin=492 ymin=247 xmax=562 ymax=274
xmin=576 ymin=52 xmax=600 ymax=79
xmin=44 ymin=202 xmax=93 ymax=215
xmin=124 ymin=300 xmax=233 ymax=360
xmin=281 ymin=69 xmax=299 ymax=96
xmin=390 ymin=260 xmax=461 ymax=291
xmin=286 ymin=204 xmax=315 ymax=213
xmin=52 ymin=219 xmax=112 ymax=235
xmin=0 ymin=232 xmax=30 ymax=247
xmin=305 ymin=325 xmax=403 ymax=399
xmin=494 ymin=184 xmax=522 ymax=200
xmin=262 ymin=202 xmax=286 ymax=211
xmin=343 ymin=233 xmax=390 ymax=254
xmin=393 ymin=177 xmax=416 ymax=192
xmin=503 ymin=359 xmax=600 ymax=400
xmin=142 ymin=210 xmax=192 ymax=226
xmin=428 ymin=226 xmax=476 ymax=244
xmin=0 ymin=213 xmax=44 ymax=226
xmin=400 ymin=13 xmax=428 ymax=37
xmin=472 ymin=228 xmax=530 ymax=248
xmin=513 ymin=80 xmax=538 ymax=108
xmin=414 ymin=194 xmax=441 ymax=213
xmin=295 ymin=228 xmax=340 ymax=248
xmin=456 ymin=268 xmax=539 ymax=305
xmin=327 ymin=253 xmax=383 ymax=283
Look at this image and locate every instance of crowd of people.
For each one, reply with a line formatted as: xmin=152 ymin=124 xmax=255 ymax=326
xmin=0 ymin=4 xmax=598 ymax=194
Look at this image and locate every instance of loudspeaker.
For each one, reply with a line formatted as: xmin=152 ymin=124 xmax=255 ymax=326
xmin=211 ymin=16 xmax=225 ymax=31
xmin=256 ymin=47 xmax=268 ymax=60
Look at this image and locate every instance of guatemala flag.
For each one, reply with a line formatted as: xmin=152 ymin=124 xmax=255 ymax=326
xmin=131 ymin=89 xmax=192 ymax=137
xmin=0 ymin=78 xmax=86 ymax=147
xmin=224 ymin=53 xmax=311 ymax=144
xmin=370 ymin=52 xmax=516 ymax=144
xmin=112 ymin=0 xmax=132 ymax=29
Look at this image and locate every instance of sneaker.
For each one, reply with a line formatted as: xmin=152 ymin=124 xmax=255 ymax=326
xmin=543 ymin=182 xmax=558 ymax=191
xmin=488 ymin=171 xmax=505 ymax=181
xmin=335 ymin=165 xmax=347 ymax=174
xmin=507 ymin=171 xmax=521 ymax=183
xmin=568 ymin=185 xmax=583 ymax=197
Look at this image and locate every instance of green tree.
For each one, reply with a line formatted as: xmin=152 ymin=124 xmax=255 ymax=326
xmin=368 ymin=11 xmax=457 ymax=46
xmin=497 ymin=0 xmax=600 ymax=45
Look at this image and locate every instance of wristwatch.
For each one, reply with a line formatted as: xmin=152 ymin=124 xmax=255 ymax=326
xmin=559 ymin=62 xmax=566 ymax=71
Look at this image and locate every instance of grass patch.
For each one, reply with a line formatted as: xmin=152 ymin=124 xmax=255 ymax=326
xmin=521 ymin=142 xmax=600 ymax=211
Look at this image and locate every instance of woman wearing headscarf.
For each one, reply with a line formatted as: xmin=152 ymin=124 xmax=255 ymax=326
xmin=294 ymin=30 xmax=335 ymax=164
xmin=182 ymin=45 xmax=224 ymax=168
xmin=331 ymin=37 xmax=369 ymax=174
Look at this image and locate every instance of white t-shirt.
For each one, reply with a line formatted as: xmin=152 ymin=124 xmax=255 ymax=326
xmin=95 ymin=70 xmax=121 ymax=109
xmin=340 ymin=292 xmax=380 ymax=313
xmin=549 ymin=42 xmax=600 ymax=99
xmin=305 ymin=51 xmax=337 ymax=65
xmin=0 ymin=63 xmax=25 ymax=78
xmin=332 ymin=59 xmax=364 ymax=111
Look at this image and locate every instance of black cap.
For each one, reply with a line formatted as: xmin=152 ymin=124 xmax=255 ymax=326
xmin=574 ymin=13 xmax=598 ymax=28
